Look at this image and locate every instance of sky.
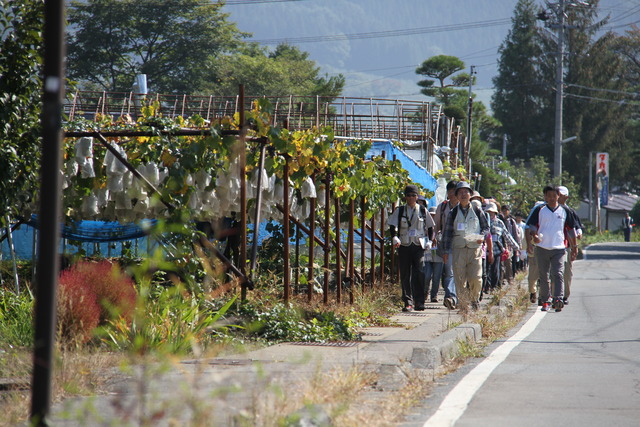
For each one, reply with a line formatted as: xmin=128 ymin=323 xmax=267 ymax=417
xmin=222 ymin=0 xmax=640 ymax=110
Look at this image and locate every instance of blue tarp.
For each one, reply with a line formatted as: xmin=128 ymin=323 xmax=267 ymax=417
xmin=366 ymin=139 xmax=438 ymax=207
xmin=26 ymin=215 xmax=156 ymax=243
xmin=1 ymin=220 xmax=154 ymax=260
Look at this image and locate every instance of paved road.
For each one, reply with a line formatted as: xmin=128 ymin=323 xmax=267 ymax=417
xmin=406 ymin=242 xmax=640 ymax=427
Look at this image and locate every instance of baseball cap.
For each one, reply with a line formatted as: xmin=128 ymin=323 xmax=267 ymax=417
xmin=558 ymin=186 xmax=569 ymax=196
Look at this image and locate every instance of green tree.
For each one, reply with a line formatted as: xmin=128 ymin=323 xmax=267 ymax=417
xmin=0 ymin=0 xmax=43 ymax=222
xmin=67 ymin=0 xmax=246 ymax=94
xmin=612 ymin=26 xmax=640 ymax=189
xmin=493 ymin=0 xmax=632 ymax=196
xmin=204 ymin=43 xmax=344 ymax=98
xmin=499 ymin=156 xmax=577 ymax=215
xmin=415 ymin=55 xmax=472 ymax=107
xmin=616 ymin=26 xmax=640 ymax=93
xmin=546 ymin=1 xmax=630 ymax=194
xmin=491 ymin=0 xmax=546 ymax=160
xmin=414 ymin=54 xmax=501 ymax=195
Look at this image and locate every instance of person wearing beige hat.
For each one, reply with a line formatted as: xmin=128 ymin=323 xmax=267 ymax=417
xmin=434 ymin=180 xmax=459 ymax=309
xmin=442 ymin=181 xmax=490 ymax=310
xmin=470 ymin=191 xmax=484 ymax=204
xmin=486 ymin=202 xmax=518 ymax=292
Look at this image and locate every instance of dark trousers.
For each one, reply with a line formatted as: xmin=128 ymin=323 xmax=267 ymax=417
xmin=398 ymin=244 xmax=426 ymax=308
xmin=482 ymin=256 xmax=488 ymax=292
xmin=488 ymin=253 xmax=502 ymax=290
xmin=624 ymin=227 xmax=632 ymax=242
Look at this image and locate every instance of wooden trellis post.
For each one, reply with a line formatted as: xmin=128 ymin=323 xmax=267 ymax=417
xmin=380 ymin=151 xmax=386 ymax=284
xmin=349 ymin=198 xmax=355 ymax=304
xmin=380 ymin=207 xmax=385 ymax=284
xmin=360 ymin=197 xmax=366 ymax=291
xmin=323 ymin=173 xmax=331 ymax=305
xmin=239 ymin=85 xmax=248 ymax=300
xmin=307 ymin=173 xmax=316 ymax=301
xmin=335 ymin=197 xmax=341 ymax=304
xmin=370 ymin=214 xmax=375 ymax=288
xmin=283 ymin=159 xmax=291 ymax=303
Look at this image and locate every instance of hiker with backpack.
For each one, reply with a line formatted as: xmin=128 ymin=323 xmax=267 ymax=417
xmin=387 ymin=184 xmax=435 ymax=311
xmin=441 ymin=181 xmax=490 ymax=310
xmin=433 ymin=180 xmax=459 ymax=309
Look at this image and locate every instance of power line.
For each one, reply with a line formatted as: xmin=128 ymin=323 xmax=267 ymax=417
xmin=67 ymin=0 xmax=307 ymax=8
xmin=252 ymin=18 xmax=512 ymax=44
xmin=223 ymin=0 xmax=307 ymax=4
xmin=565 ymin=91 xmax=637 ymax=104
xmin=566 ymin=83 xmax=639 ymax=97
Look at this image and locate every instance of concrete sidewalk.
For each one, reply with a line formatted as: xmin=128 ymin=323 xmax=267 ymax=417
xmin=50 ymin=288 xmax=519 ymax=426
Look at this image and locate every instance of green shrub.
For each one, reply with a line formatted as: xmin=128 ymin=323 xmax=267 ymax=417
xmin=0 ymin=287 xmax=34 ymax=348
xmin=238 ymin=302 xmax=359 ymax=343
xmin=102 ymin=281 xmax=238 ymax=355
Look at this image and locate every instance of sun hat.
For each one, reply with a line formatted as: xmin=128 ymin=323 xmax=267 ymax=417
xmin=485 ymin=202 xmax=499 ymax=213
xmin=470 ymin=191 xmax=484 ymax=202
xmin=454 ymin=181 xmax=472 ymax=195
xmin=404 ymin=184 xmax=419 ymax=196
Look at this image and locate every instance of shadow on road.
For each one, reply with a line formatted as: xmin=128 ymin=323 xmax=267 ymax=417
xmin=583 ymin=243 xmax=640 ymax=260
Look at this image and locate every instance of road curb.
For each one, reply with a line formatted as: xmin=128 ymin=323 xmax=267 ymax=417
xmin=410 ymin=323 xmax=482 ymax=370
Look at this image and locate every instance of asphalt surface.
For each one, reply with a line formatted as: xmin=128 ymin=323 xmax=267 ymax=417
xmin=405 ymin=242 xmax=640 ymax=427
xmin=48 ymin=284 xmax=510 ymax=426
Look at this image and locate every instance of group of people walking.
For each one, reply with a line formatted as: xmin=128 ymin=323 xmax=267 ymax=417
xmin=388 ymin=182 xmax=582 ymax=313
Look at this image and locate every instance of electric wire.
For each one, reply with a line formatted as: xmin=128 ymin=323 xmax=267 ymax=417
xmin=252 ymin=18 xmax=512 ymax=44
xmin=566 ymin=83 xmax=639 ymax=97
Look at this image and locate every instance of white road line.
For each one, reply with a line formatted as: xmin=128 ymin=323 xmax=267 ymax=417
xmin=423 ymin=309 xmax=546 ymax=427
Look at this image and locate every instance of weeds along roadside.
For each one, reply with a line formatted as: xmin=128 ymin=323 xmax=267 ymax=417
xmin=0 ymin=256 xmax=403 ymax=425
xmin=1 ymin=259 xmax=529 ymax=426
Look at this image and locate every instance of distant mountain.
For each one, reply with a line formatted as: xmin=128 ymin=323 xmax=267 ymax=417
xmin=223 ymin=0 xmax=638 ymax=108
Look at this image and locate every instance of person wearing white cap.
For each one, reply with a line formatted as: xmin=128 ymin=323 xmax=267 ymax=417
xmin=557 ymin=185 xmax=583 ymax=305
xmin=525 ymin=185 xmax=579 ymax=312
xmin=524 ymin=200 xmax=545 ymax=304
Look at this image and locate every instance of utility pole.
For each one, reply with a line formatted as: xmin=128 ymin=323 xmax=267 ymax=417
xmin=538 ymin=1 xmax=576 ymax=179
xmin=31 ymin=0 xmax=66 ymax=425
xmin=553 ymin=0 xmax=565 ymax=179
xmin=465 ymin=65 xmax=476 ymax=174
xmin=502 ymin=134 xmax=508 ymax=158
xmin=589 ymin=151 xmax=593 ymax=223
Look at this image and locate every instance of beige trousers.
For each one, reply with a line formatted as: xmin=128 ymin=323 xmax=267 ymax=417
xmin=452 ymin=246 xmax=483 ymax=304
xmin=528 ymin=253 xmax=539 ymax=294
xmin=562 ymin=256 xmax=573 ymax=299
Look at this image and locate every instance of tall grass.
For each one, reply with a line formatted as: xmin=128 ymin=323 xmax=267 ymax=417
xmin=0 ymin=287 xmax=34 ymax=348
xmin=100 ymin=280 xmax=239 ymax=355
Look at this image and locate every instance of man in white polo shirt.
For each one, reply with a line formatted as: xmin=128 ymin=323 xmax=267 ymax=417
xmin=525 ymin=185 xmax=578 ymax=312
